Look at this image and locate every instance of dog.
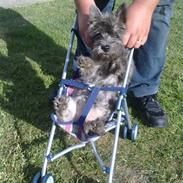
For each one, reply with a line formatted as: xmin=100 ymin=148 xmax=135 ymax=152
xmin=54 ymin=3 xmax=133 ymax=136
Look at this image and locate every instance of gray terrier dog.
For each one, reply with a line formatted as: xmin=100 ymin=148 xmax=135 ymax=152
xmin=54 ymin=4 xmax=133 ymax=136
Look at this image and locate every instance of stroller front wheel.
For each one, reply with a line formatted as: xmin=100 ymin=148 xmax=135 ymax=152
xmin=32 ymin=172 xmax=41 ymax=183
xmin=32 ymin=172 xmax=54 ymax=183
xmin=42 ymin=174 xmax=54 ymax=183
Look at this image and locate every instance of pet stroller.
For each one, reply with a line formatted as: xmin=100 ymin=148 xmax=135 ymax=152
xmin=33 ymin=16 xmax=138 ymax=183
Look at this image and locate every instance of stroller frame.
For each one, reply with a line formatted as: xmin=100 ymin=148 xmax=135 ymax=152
xmin=33 ymin=17 xmax=138 ymax=183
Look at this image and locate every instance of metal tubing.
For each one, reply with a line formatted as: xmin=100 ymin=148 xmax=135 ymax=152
xmin=123 ymin=48 xmax=134 ymax=88
xmin=90 ymin=141 xmax=105 ymax=170
xmin=57 ymin=85 xmax=64 ymax=98
xmin=57 ymin=17 xmax=76 ymax=96
xmin=108 ymin=110 xmax=122 ymax=183
xmin=61 ymin=17 xmax=77 ymax=80
xmin=116 ymin=95 xmax=124 ymax=111
xmin=51 ymin=143 xmax=86 ymax=161
xmin=123 ymin=98 xmax=132 ymax=129
xmin=41 ymin=122 xmax=56 ymax=177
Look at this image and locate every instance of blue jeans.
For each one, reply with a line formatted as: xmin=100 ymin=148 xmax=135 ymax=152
xmin=129 ymin=0 xmax=175 ymax=97
xmin=74 ymin=0 xmax=175 ymax=97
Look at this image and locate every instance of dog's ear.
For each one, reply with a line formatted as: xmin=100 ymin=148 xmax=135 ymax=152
xmin=115 ymin=3 xmax=127 ymax=23
xmin=89 ymin=5 xmax=102 ymax=22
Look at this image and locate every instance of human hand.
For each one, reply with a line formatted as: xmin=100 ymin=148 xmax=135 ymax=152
xmin=74 ymin=0 xmax=95 ymax=47
xmin=77 ymin=13 xmax=92 ymax=47
xmin=122 ymin=2 xmax=154 ymax=48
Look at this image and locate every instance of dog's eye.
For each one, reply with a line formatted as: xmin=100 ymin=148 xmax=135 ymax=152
xmin=93 ymin=33 xmax=102 ymax=40
xmin=114 ymin=34 xmax=120 ymax=39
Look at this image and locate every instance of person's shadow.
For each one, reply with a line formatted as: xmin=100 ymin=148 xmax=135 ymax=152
xmin=0 ymin=7 xmax=77 ymax=181
xmin=0 ymin=7 xmax=70 ymax=131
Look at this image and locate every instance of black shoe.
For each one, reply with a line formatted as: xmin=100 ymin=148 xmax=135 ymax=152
xmin=133 ymin=94 xmax=167 ymax=128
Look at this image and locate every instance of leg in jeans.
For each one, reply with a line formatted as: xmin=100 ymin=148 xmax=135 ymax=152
xmin=129 ymin=0 xmax=175 ymax=97
xmin=129 ymin=0 xmax=175 ymax=127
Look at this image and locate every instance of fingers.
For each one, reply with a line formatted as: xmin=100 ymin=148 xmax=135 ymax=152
xmin=134 ymin=39 xmax=142 ymax=48
xmin=122 ymin=25 xmax=149 ymax=49
xmin=123 ymin=34 xmax=148 ymax=48
xmin=126 ymin=34 xmax=138 ymax=48
xmin=134 ymin=36 xmax=147 ymax=48
xmin=141 ymin=36 xmax=148 ymax=45
xmin=122 ymin=31 xmax=131 ymax=46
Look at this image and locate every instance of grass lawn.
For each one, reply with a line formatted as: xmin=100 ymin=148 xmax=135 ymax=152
xmin=0 ymin=0 xmax=183 ymax=182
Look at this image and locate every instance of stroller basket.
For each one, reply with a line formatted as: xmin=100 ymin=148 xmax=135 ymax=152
xmin=33 ymin=16 xmax=138 ymax=183
xmin=56 ymin=78 xmax=128 ymax=141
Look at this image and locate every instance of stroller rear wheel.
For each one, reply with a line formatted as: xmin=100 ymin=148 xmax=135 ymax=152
xmin=121 ymin=123 xmax=138 ymax=142
xmin=130 ymin=123 xmax=138 ymax=142
xmin=32 ymin=172 xmax=54 ymax=183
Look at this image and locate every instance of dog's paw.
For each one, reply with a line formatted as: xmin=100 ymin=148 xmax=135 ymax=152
xmin=84 ymin=120 xmax=105 ymax=136
xmin=53 ymin=96 xmax=75 ymax=122
xmin=83 ymin=122 xmax=93 ymax=135
xmin=77 ymin=56 xmax=93 ymax=70
xmin=54 ymin=96 xmax=68 ymax=110
xmin=94 ymin=121 xmax=105 ymax=136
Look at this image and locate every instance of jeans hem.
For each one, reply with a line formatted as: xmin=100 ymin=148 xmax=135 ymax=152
xmin=129 ymin=85 xmax=159 ymax=97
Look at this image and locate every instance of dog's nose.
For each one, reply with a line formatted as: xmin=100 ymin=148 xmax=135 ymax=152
xmin=101 ymin=45 xmax=110 ymax=52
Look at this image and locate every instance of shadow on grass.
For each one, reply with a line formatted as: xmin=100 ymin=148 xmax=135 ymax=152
xmin=126 ymin=93 xmax=143 ymax=122
xmin=0 ymin=7 xmax=77 ymax=181
xmin=22 ymin=127 xmax=97 ymax=182
xmin=0 ymin=7 xmax=70 ymax=131
xmin=73 ymin=176 xmax=100 ymax=183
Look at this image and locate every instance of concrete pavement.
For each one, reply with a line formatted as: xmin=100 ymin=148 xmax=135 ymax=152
xmin=0 ymin=0 xmax=53 ymax=8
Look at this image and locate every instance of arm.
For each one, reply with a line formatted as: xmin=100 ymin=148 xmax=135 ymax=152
xmin=74 ymin=0 xmax=96 ymax=46
xmin=123 ymin=0 xmax=160 ymax=48
xmin=74 ymin=0 xmax=95 ymax=15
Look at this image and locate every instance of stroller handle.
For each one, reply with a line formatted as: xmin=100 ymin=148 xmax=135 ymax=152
xmin=61 ymin=16 xmax=77 ymax=80
xmin=123 ymin=48 xmax=134 ymax=88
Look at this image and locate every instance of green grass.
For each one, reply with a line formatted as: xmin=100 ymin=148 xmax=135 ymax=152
xmin=0 ymin=0 xmax=183 ymax=182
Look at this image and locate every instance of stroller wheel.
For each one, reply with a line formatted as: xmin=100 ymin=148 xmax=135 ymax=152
xmin=42 ymin=174 xmax=54 ymax=183
xmin=121 ymin=125 xmax=128 ymax=139
xmin=102 ymin=166 xmax=110 ymax=174
xmin=130 ymin=123 xmax=138 ymax=142
xmin=32 ymin=172 xmax=41 ymax=183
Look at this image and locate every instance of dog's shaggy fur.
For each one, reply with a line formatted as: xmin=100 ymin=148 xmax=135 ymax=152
xmin=54 ymin=4 xmax=133 ymax=135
